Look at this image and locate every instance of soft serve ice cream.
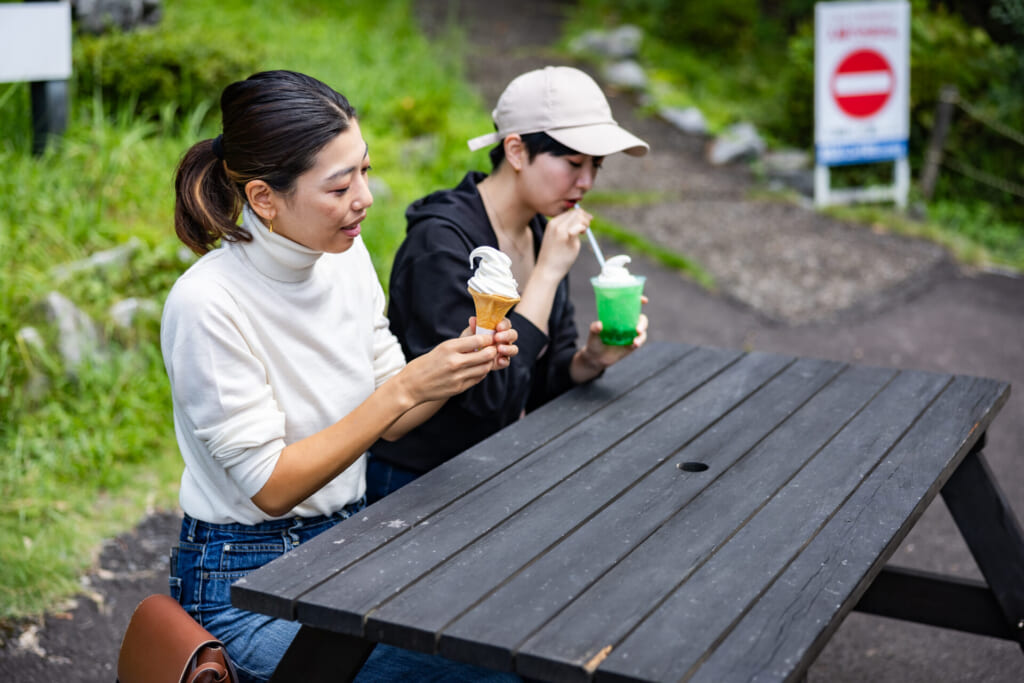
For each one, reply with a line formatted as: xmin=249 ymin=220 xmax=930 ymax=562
xmin=590 ymin=254 xmax=646 ymax=345
xmin=594 ymin=254 xmax=637 ymax=285
xmin=467 ymin=246 xmax=521 ymax=334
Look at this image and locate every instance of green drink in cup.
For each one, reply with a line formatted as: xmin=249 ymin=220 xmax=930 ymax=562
xmin=590 ymin=255 xmax=645 ymax=346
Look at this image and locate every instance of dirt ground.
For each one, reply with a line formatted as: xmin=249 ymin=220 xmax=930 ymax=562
xmin=2 ymin=1 xmax=1022 ymax=681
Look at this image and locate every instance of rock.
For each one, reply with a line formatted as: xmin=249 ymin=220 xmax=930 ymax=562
xmin=109 ymin=298 xmax=160 ymax=329
xmin=16 ymin=327 xmax=51 ymax=399
xmin=42 ymin=292 xmax=107 ymax=369
xmin=602 ymin=60 xmax=648 ymax=92
xmin=659 ymin=106 xmax=708 ymax=136
xmin=762 ymin=148 xmax=811 ymax=174
xmin=16 ymin=326 xmax=45 ymax=353
xmin=52 ymin=237 xmax=141 ymax=281
xmin=73 ymin=0 xmax=162 ymax=35
xmin=762 ymin=148 xmax=814 ymax=197
xmin=707 ymin=122 xmax=765 ymax=165
xmin=570 ymin=25 xmax=644 ymax=60
xmin=369 ymin=176 xmax=393 ymax=202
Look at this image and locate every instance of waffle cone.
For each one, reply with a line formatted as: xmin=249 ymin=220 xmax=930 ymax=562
xmin=468 ymin=287 xmax=520 ymax=332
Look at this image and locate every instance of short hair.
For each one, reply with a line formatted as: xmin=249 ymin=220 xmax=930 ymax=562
xmin=488 ymin=131 xmax=596 ymax=170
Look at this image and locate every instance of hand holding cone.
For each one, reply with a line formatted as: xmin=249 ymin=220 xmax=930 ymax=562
xmin=469 ymin=287 xmax=520 ymax=334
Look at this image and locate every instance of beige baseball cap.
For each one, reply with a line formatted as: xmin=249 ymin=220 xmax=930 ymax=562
xmin=467 ymin=66 xmax=649 ymax=157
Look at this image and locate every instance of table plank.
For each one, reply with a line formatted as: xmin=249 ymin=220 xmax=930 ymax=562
xmin=293 ymin=345 xmax=745 ymax=637
xmin=435 ymin=356 xmax=845 ymax=671
xmin=232 ymin=342 xmax=694 ymax=619
xmin=514 ymin=363 xmax=899 ymax=682
xmin=594 ymin=369 xmax=952 ymax=682
xmin=684 ymin=374 xmax=1009 ymax=683
xmin=367 ymin=351 xmax=798 ymax=654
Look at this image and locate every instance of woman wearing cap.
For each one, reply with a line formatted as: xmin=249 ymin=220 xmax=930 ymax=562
xmin=163 ymin=70 xmax=519 ymax=682
xmin=367 ymin=66 xmax=650 ymax=501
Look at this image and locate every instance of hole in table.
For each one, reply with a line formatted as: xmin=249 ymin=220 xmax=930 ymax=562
xmin=677 ymin=461 xmax=709 ymax=472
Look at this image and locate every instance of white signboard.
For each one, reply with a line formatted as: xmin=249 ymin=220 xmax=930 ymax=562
xmin=0 ymin=3 xmax=72 ymax=83
xmin=815 ymin=1 xmax=909 ymax=166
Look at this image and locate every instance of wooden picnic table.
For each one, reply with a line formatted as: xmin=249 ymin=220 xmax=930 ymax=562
xmin=233 ymin=341 xmax=1023 ymax=682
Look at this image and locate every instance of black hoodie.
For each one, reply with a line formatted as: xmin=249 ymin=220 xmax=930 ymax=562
xmin=371 ymin=171 xmax=579 ymax=473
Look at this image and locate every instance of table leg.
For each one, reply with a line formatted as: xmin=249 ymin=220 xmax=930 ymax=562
xmin=941 ymin=436 xmax=1024 ymax=651
xmin=269 ymin=625 xmax=374 ymax=683
xmin=854 ymin=435 xmax=1024 ymax=651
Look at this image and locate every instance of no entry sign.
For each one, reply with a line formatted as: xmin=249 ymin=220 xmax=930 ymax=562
xmin=815 ymin=2 xmax=909 ymax=165
xmin=831 ymin=48 xmax=894 ymax=118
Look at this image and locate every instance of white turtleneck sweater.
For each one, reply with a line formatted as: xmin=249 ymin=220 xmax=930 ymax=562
xmin=161 ymin=206 xmax=406 ymax=524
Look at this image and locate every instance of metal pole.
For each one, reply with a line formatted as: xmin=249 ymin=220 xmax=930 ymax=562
xmin=30 ymin=78 xmax=68 ymax=155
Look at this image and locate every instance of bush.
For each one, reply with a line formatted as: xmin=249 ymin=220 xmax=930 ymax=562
xmin=73 ymin=25 xmax=263 ymax=120
xmin=581 ymin=0 xmax=761 ymax=52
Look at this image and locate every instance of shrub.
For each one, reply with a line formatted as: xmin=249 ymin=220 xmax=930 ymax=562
xmin=73 ymin=25 xmax=263 ymax=120
xmin=581 ymin=0 xmax=761 ymax=52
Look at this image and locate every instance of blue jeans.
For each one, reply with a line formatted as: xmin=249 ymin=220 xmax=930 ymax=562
xmin=170 ymin=502 xmax=519 ymax=682
xmin=365 ymin=455 xmax=421 ymax=505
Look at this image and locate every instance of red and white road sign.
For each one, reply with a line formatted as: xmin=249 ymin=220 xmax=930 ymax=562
xmin=815 ymin=1 xmax=909 ymax=163
xmin=830 ymin=48 xmax=894 ymax=118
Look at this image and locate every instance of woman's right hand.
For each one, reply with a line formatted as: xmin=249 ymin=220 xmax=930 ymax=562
xmin=401 ymin=333 xmax=499 ymax=404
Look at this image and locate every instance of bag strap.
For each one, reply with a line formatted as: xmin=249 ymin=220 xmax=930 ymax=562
xmin=187 ymin=662 xmax=229 ymax=683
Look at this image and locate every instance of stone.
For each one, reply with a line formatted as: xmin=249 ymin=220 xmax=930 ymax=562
xmin=762 ymin=149 xmax=812 ymax=174
xmin=43 ymin=292 xmax=107 ymax=369
xmin=73 ymin=0 xmax=162 ymax=35
xmin=109 ymin=298 xmax=160 ymax=329
xmin=659 ymin=106 xmax=708 ymax=136
xmin=570 ymin=25 xmax=644 ymax=60
xmin=708 ymin=122 xmax=765 ymax=165
xmin=369 ymin=176 xmax=393 ymax=202
xmin=762 ymin=149 xmax=814 ymax=198
xmin=602 ymin=60 xmax=648 ymax=91
xmin=52 ymin=237 xmax=141 ymax=281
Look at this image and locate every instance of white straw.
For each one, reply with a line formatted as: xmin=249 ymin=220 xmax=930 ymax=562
xmin=576 ymin=203 xmax=605 ymax=269
xmin=586 ymin=227 xmax=606 ymax=269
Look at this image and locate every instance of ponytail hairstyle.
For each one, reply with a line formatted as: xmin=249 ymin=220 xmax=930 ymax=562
xmin=174 ymin=70 xmax=358 ymax=255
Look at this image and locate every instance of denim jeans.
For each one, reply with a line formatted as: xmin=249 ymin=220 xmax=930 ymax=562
xmin=170 ymin=501 xmax=519 ymax=683
xmin=365 ymin=455 xmax=421 ymax=505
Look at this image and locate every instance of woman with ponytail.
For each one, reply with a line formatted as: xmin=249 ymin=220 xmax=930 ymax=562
xmin=162 ymin=70 xmax=519 ymax=682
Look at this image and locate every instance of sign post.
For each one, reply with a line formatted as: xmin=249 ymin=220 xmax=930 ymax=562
xmin=815 ymin=1 xmax=910 ymax=209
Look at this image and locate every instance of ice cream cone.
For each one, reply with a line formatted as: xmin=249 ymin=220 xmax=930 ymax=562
xmin=468 ymin=286 xmax=520 ymax=334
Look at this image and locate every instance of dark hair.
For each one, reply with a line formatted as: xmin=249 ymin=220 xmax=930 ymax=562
xmin=174 ymin=70 xmax=358 ymax=255
xmin=488 ymin=131 xmax=601 ymax=170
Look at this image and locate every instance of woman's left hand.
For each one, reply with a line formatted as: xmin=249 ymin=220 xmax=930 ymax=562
xmin=464 ymin=317 xmax=519 ymax=370
xmin=570 ymin=296 xmax=649 ymax=383
xmin=584 ymin=312 xmax=648 ymax=364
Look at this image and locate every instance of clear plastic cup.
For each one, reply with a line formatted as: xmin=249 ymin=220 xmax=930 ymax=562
xmin=590 ymin=276 xmax=646 ymax=346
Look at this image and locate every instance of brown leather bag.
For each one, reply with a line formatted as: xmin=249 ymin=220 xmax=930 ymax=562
xmin=117 ymin=594 xmax=239 ymax=683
